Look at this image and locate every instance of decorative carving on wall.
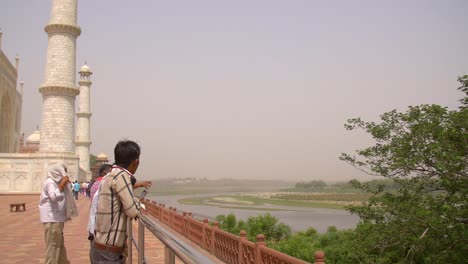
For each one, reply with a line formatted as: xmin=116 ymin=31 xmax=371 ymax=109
xmin=14 ymin=162 xmax=28 ymax=172
xmin=32 ymin=172 xmax=42 ymax=192
xmin=13 ymin=173 xmax=28 ymax=191
xmin=0 ymin=172 xmax=11 ymax=191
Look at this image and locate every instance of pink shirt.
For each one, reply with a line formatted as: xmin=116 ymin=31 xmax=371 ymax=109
xmin=90 ymin=176 xmax=104 ymax=200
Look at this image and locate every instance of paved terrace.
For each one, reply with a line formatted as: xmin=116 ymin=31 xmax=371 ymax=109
xmin=0 ymin=194 xmax=220 ymax=264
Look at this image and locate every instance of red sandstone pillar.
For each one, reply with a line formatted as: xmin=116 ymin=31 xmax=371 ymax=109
xmin=212 ymin=221 xmax=219 ymax=255
xmin=168 ymin=207 xmax=173 ymax=227
xmin=186 ymin=212 xmax=192 ymax=238
xmin=238 ymin=230 xmax=247 ymax=264
xmin=171 ymin=207 xmax=177 ymax=229
xmin=161 ymin=204 xmax=169 ymax=225
xmin=202 ymin=218 xmax=209 ymax=250
xmin=151 ymin=201 xmax=157 ymax=218
xmin=255 ymin=234 xmax=266 ymax=264
xmin=152 ymin=202 xmax=157 ymax=218
xmin=158 ymin=203 xmax=162 ymax=219
xmin=182 ymin=212 xmax=187 ymax=236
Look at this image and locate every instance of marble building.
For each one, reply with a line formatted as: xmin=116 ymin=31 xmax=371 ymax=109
xmin=0 ymin=0 xmax=93 ymax=193
xmin=0 ymin=30 xmax=22 ymax=154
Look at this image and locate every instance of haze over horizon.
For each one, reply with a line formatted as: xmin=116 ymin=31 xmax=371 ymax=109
xmin=1 ymin=0 xmax=467 ymax=182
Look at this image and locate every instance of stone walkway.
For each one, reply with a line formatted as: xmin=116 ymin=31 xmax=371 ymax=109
xmin=0 ymin=194 xmax=215 ymax=263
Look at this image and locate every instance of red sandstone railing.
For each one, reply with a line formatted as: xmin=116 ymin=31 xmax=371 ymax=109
xmin=129 ymin=214 xmax=217 ymax=264
xmin=141 ymin=199 xmax=326 ymax=264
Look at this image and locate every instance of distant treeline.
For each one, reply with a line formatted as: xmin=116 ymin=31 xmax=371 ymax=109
xmin=147 ymin=177 xmax=291 ymax=195
xmin=294 ymin=180 xmax=327 ymax=189
xmin=285 ymin=179 xmax=401 ymax=193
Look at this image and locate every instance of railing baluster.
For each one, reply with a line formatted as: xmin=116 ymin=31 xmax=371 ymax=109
xmin=239 ymin=230 xmax=246 ymax=264
xmin=255 ymin=234 xmax=266 ymax=264
xmin=127 ymin=216 xmax=133 ymax=264
xmin=138 ymin=219 xmax=145 ymax=264
xmin=165 ymin=246 xmax=176 ymax=264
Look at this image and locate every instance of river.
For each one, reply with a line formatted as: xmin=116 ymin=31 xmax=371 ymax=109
xmin=149 ymin=194 xmax=360 ymax=233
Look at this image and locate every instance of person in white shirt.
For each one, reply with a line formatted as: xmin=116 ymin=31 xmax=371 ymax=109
xmin=39 ymin=163 xmax=78 ymax=264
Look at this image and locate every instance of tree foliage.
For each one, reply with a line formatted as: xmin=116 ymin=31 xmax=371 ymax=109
xmin=215 ymin=213 xmax=291 ymax=242
xmin=90 ymin=154 xmax=97 ymax=167
xmin=270 ymin=227 xmax=320 ymax=262
xmin=338 ymin=76 xmax=468 ymax=263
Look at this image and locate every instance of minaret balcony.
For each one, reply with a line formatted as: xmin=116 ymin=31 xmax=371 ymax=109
xmin=39 ymin=85 xmax=80 ymax=96
xmin=75 ymin=141 xmax=92 ymax=146
xmin=78 ymin=80 xmax=92 ymax=86
xmin=76 ymin=112 xmax=92 ymax=118
xmin=44 ymin=24 xmax=81 ymax=37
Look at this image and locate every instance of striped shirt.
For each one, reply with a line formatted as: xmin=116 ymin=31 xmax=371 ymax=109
xmin=39 ymin=178 xmax=67 ymax=223
xmin=94 ymin=166 xmax=142 ymax=247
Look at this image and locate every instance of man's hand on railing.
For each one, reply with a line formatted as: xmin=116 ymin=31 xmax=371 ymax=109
xmin=139 ymin=203 xmax=147 ymax=216
xmin=134 ymin=181 xmax=152 ymax=189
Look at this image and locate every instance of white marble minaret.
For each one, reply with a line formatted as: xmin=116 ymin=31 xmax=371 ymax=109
xmin=76 ymin=64 xmax=92 ymax=178
xmin=39 ymin=0 xmax=81 ymax=153
xmin=0 ymin=0 xmax=84 ymax=192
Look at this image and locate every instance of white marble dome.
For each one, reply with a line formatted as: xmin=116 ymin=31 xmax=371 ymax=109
xmin=97 ymin=153 xmax=108 ymax=160
xmin=80 ymin=64 xmax=91 ymax=73
xmin=26 ymin=130 xmax=41 ymax=144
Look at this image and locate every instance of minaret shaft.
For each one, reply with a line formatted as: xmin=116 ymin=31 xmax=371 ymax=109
xmin=43 ymin=33 xmax=77 ymax=87
xmin=49 ymin=0 xmax=78 ymax=26
xmin=76 ymin=69 xmax=92 ymax=172
xmin=39 ymin=0 xmax=81 ymax=153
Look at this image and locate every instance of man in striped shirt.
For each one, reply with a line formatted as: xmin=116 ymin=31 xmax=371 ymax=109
xmin=92 ymin=140 xmax=143 ymax=263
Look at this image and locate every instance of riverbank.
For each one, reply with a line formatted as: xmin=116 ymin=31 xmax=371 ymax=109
xmin=177 ymin=192 xmax=369 ymax=209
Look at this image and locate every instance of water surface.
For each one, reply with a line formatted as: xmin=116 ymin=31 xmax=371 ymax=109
xmin=149 ymin=194 xmax=360 ymax=233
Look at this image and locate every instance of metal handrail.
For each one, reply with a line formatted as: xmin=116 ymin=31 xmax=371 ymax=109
xmin=140 ymin=214 xmax=216 ymax=264
xmin=128 ymin=216 xmax=147 ymax=264
xmin=128 ymin=214 xmax=216 ymax=264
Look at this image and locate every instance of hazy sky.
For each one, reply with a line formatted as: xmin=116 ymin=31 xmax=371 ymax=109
xmin=1 ymin=0 xmax=467 ymax=182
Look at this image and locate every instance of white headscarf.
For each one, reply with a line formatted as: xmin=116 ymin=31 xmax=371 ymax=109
xmin=47 ymin=163 xmax=78 ymax=219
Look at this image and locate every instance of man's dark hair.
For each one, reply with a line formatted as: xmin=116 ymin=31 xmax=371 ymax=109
xmin=114 ymin=140 xmax=141 ymax=169
xmin=99 ymin=164 xmax=112 ymax=176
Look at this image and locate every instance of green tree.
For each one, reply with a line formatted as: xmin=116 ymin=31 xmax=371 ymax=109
xmin=339 ymin=76 xmax=468 ymax=263
xmin=215 ymin=213 xmax=291 ymax=242
xmin=245 ymin=213 xmax=292 ymax=242
xmin=90 ymin=154 xmax=97 ymax=167
xmin=216 ymin=213 xmax=240 ymax=234
xmin=270 ymin=227 xmax=319 ymax=262
xmin=295 ymin=181 xmax=308 ymax=188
